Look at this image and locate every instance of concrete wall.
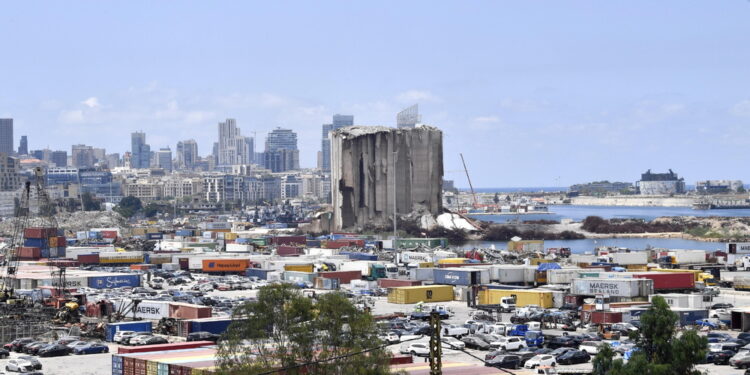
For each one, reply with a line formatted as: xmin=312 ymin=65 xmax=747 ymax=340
xmin=331 ymin=125 xmax=443 ymax=230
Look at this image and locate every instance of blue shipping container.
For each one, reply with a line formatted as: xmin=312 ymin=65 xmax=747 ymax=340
xmin=236 ymin=238 xmax=249 ymax=244
xmin=88 ymin=231 xmax=101 ymax=239
xmin=147 ymin=233 xmax=164 ymax=240
xmin=89 ymin=274 xmax=141 ymax=289
xmin=189 ymin=318 xmax=237 ymax=335
xmin=676 ymin=309 xmax=708 ymax=326
xmin=40 ymin=248 xmax=50 ymax=258
xmin=246 ymin=268 xmax=273 ymax=280
xmin=24 ymin=238 xmax=47 ymax=248
xmin=176 ymin=230 xmax=192 ymax=236
xmin=111 ymin=355 xmax=123 ymax=375
xmin=348 ymin=253 xmax=378 ymax=261
xmin=433 ymin=269 xmax=479 ymax=286
xmin=105 ymin=321 xmax=152 ymax=341
xmin=306 ymin=240 xmax=322 ymax=247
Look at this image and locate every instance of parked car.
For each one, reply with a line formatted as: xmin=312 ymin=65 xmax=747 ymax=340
xmin=550 ymin=347 xmax=578 ymax=360
xmin=546 ymin=336 xmax=577 ymax=349
xmin=442 ymin=325 xmax=469 ymax=338
xmin=731 ymin=352 xmax=750 ymax=368
xmin=23 ymin=342 xmax=48 ymax=355
xmin=557 ymin=350 xmax=591 ymax=365
xmin=11 ymin=338 xmax=35 ymax=352
xmin=579 ymin=341 xmax=606 ymax=355
xmin=38 ymin=344 xmax=70 ymax=357
xmin=711 ymin=350 xmax=735 ymax=365
xmin=441 ymin=337 xmax=465 ymax=350
xmin=55 ymin=336 xmax=80 ymax=346
xmin=17 ymin=356 xmax=41 ymax=370
xmin=524 ymin=354 xmax=557 ymax=369
xmin=66 ymin=341 xmax=90 ymax=350
xmin=128 ymin=334 xmax=155 ymax=346
xmin=461 ymin=336 xmax=490 ymax=350
xmin=0 ymin=348 xmax=9 ymax=358
xmin=74 ymin=342 xmax=110 ymax=355
xmin=511 ymin=349 xmax=540 ymax=365
xmin=140 ymin=336 xmax=168 ymax=346
xmin=491 ymin=336 xmax=527 ymax=351
xmin=485 ymin=354 xmax=521 ymax=369
xmin=113 ymin=330 xmax=136 ymax=344
xmin=5 ymin=359 xmax=35 ymax=373
xmin=400 ymin=343 xmax=430 ymax=357
xmin=611 ymin=323 xmax=638 ymax=334
xmin=186 ymin=331 xmax=221 ymax=343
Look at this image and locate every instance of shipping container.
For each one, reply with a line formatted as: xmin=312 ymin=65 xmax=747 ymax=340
xmin=24 ymin=227 xmax=55 ymax=239
xmin=113 ymin=355 xmax=123 ymax=375
xmin=667 ymin=250 xmax=707 ymax=264
xmin=77 ymin=253 xmax=100 ymax=264
xmin=276 ymin=245 xmax=303 ymax=256
xmin=245 ymin=268 xmax=274 ymax=280
xmin=478 ymin=289 xmax=554 ymax=308
xmin=18 ymin=247 xmax=41 ymax=259
xmin=99 ymin=252 xmax=145 ymax=264
xmin=409 ymin=268 xmax=435 ymax=282
xmin=318 ymin=270 xmax=362 ymax=284
xmin=117 ymin=341 xmax=216 ymax=354
xmin=378 ymin=278 xmax=422 ymax=288
xmin=348 ymin=252 xmax=378 ymax=261
xmin=314 ymin=277 xmax=340 ymax=290
xmin=507 ymin=240 xmax=544 ymax=252
xmin=114 ymin=299 xmax=171 ymax=319
xmin=23 ymin=238 xmax=47 ymax=248
xmin=283 ymin=264 xmax=314 ymax=273
xmin=547 ymin=268 xmax=586 ymax=284
xmin=40 ymin=276 xmax=87 ymax=288
xmin=632 ymin=272 xmax=695 ymax=291
xmin=325 ymin=239 xmax=366 ymax=249
xmin=169 ymin=303 xmax=212 ymax=319
xmin=673 ymin=308 xmax=709 ymax=326
xmin=270 ymin=236 xmax=307 ymax=246
xmin=591 ymin=311 xmax=623 ymax=324
xmin=106 ymin=321 xmax=153 ymax=341
xmin=570 ymin=278 xmax=654 ymax=297
xmin=387 ymin=285 xmax=454 ymax=304
xmin=433 ymin=268 xmax=481 ymax=286
xmin=488 ymin=265 xmax=529 ymax=283
xmin=189 ymin=317 xmax=238 ymax=335
xmin=201 ymin=259 xmax=249 ymax=273
xmin=225 ymin=243 xmax=253 ymax=253
xmin=89 ymin=274 xmax=142 ymax=289
xmin=283 ymin=271 xmax=317 ymax=284
xmin=610 ymin=252 xmax=649 ymax=265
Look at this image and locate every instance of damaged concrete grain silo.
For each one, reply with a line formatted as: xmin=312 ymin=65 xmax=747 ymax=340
xmin=330 ymin=125 xmax=443 ymax=230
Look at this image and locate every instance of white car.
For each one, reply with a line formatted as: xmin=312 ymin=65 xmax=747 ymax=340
xmin=6 ymin=359 xmax=35 ymax=373
xmin=524 ymin=354 xmax=557 ymax=369
xmin=113 ymin=330 xmax=135 ymax=344
xmin=380 ymin=332 xmax=400 ymax=344
xmin=441 ymin=337 xmax=465 ymax=350
xmin=579 ymin=341 xmax=606 ymax=355
xmin=442 ymin=325 xmax=469 ymax=338
xmin=490 ymin=336 xmax=527 ymax=351
xmin=129 ymin=335 xmax=154 ymax=346
xmin=400 ymin=342 xmax=430 ymax=357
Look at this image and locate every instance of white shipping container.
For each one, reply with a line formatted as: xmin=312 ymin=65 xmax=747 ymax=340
xmin=462 ymin=267 xmax=490 ymax=284
xmin=547 ymin=268 xmax=584 ymax=284
xmin=570 ymin=254 xmax=598 ymax=264
xmin=65 ymin=246 xmax=112 ymax=260
xmin=399 ymin=251 xmax=434 ymax=264
xmin=610 ymin=252 xmax=648 ymax=265
xmin=669 ymin=250 xmax=706 ymax=264
xmin=570 ymin=277 xmax=653 ymax=297
xmin=114 ymin=299 xmax=171 ymax=319
xmin=226 ymin=244 xmax=253 ymax=252
xmin=40 ymin=277 xmax=88 ymax=288
xmin=650 ymin=293 xmax=708 ymax=309
xmin=410 ymin=268 xmax=435 ymax=281
xmin=490 ymin=265 xmax=526 ymax=283
xmin=162 ymin=263 xmax=180 ymax=271
xmin=306 ymin=248 xmax=339 ymax=257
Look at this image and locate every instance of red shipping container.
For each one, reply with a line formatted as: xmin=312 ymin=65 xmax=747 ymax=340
xmin=591 ymin=311 xmax=623 ymax=324
xmin=277 ymin=245 xmax=303 ymax=256
xmin=18 ymin=247 xmax=41 ymax=259
xmin=101 ymin=230 xmax=118 ymax=239
xmin=633 ymin=272 xmax=695 ymax=291
xmin=77 ymin=254 xmax=100 ymax=264
xmin=169 ymin=304 xmax=212 ymax=319
xmin=23 ymin=228 xmax=45 ymax=239
xmin=438 ymin=263 xmax=491 ymax=268
xmin=134 ymin=358 xmax=147 ymax=375
xmin=57 ymin=236 xmax=67 ymax=247
xmin=123 ymin=357 xmax=136 ymax=375
xmin=378 ymin=278 xmax=422 ymax=288
xmin=117 ymin=341 xmax=215 ymax=354
xmin=320 ymin=270 xmax=362 ymax=284
xmin=324 ymin=239 xmax=365 ymax=249
xmin=389 ymin=354 xmax=414 ymax=365
xmin=270 ymin=235 xmax=307 ymax=246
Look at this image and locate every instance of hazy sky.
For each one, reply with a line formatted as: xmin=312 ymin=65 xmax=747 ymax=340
xmin=2 ymin=1 xmax=750 ymax=188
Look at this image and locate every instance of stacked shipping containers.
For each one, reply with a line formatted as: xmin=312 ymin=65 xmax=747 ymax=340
xmin=21 ymin=227 xmax=65 ymax=259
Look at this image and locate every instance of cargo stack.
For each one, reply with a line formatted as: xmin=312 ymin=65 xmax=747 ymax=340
xmin=21 ymin=227 xmax=65 ymax=259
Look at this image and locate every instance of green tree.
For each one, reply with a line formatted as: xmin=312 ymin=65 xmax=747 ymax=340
xmin=115 ymin=196 xmax=142 ymax=218
xmin=143 ymin=203 xmax=160 ymax=218
xmin=595 ymin=296 xmax=707 ymax=375
xmin=493 ymin=192 xmax=500 ymax=205
xmin=217 ymin=284 xmax=392 ymax=375
xmin=738 ymin=186 xmax=747 ymax=193
xmin=81 ymin=192 xmax=101 ymax=211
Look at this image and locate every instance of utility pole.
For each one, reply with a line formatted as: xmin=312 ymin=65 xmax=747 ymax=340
xmin=428 ymin=311 xmax=443 ymax=375
xmin=393 ymin=149 xmax=397 ymax=239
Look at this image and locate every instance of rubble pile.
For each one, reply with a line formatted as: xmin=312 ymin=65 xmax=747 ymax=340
xmin=0 ymin=211 xmax=127 ymax=237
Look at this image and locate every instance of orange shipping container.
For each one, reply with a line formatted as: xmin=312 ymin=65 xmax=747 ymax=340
xmin=48 ymin=237 xmax=58 ymax=247
xmin=201 ymin=259 xmax=249 ymax=272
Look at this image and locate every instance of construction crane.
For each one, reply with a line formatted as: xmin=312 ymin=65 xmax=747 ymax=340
xmin=459 ymin=153 xmax=479 ymax=208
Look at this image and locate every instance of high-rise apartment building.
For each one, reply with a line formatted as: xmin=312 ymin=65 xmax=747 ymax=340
xmin=263 ymin=127 xmax=299 ymax=172
xmin=105 ymin=153 xmax=120 ymax=169
xmin=71 ymin=144 xmax=96 ymax=168
xmin=17 ymin=135 xmax=27 ymax=155
xmin=0 ymin=119 xmax=13 ymax=155
xmin=176 ymin=139 xmax=198 ymax=170
xmin=218 ymin=119 xmax=250 ymax=166
xmin=131 ymin=131 xmax=151 ymax=169
xmin=320 ymin=114 xmax=353 ymax=171
xmin=0 ymin=153 xmax=21 ymax=191
xmin=51 ymin=151 xmax=68 ymax=167
xmin=157 ymin=148 xmax=173 ymax=172
xmin=396 ymin=104 xmax=420 ymax=128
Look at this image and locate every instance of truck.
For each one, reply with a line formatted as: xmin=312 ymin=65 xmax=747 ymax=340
xmin=340 ymin=261 xmax=386 ymax=281
xmin=525 ymin=330 xmax=544 ymax=347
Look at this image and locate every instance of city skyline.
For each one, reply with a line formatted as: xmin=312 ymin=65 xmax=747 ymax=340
xmin=2 ymin=2 xmax=750 ymax=187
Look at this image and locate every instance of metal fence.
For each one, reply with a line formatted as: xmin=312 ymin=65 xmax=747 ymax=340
xmin=0 ymin=323 xmax=51 ymax=343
